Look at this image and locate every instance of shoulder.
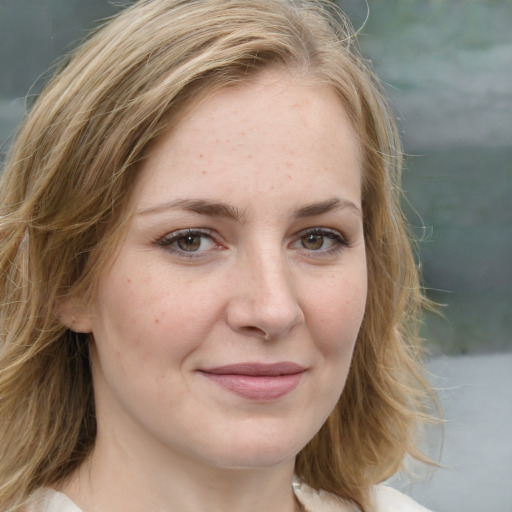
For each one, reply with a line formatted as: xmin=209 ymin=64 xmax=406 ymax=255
xmin=25 ymin=489 xmax=82 ymax=512
xmin=293 ymin=481 xmax=359 ymax=511
xmin=294 ymin=482 xmax=432 ymax=512
xmin=372 ymin=485 xmax=433 ymax=512
xmin=29 ymin=484 xmax=431 ymax=512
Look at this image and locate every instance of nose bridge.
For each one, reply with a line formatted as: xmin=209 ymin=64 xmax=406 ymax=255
xmin=227 ymin=241 xmax=303 ymax=339
xmin=249 ymin=244 xmax=292 ymax=307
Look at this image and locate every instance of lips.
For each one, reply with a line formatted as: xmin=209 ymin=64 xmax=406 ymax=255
xmin=199 ymin=362 xmax=306 ymax=400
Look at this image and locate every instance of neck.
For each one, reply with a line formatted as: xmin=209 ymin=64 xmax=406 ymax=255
xmin=58 ymin=434 xmax=298 ymax=512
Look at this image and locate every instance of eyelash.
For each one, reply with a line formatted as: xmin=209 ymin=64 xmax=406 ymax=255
xmin=156 ymin=227 xmax=349 ymax=259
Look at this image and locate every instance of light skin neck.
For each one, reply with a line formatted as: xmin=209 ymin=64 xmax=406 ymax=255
xmin=58 ymin=426 xmax=300 ymax=512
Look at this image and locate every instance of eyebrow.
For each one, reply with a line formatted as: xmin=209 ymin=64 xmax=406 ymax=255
xmin=137 ymin=199 xmax=246 ymax=222
xmin=294 ymin=198 xmax=362 ymax=219
xmin=137 ymin=197 xmax=362 ymax=221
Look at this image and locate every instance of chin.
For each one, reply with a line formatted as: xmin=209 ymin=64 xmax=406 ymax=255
xmin=199 ymin=429 xmax=309 ymax=471
xmin=212 ymin=451 xmax=297 ymax=471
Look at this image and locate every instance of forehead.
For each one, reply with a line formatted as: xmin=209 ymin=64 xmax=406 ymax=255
xmin=133 ymin=70 xmax=362 ymax=211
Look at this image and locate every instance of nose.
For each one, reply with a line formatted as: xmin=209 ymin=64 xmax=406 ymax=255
xmin=226 ymin=250 xmax=304 ymax=341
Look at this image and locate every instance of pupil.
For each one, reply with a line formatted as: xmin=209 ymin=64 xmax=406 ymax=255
xmin=178 ymin=235 xmax=201 ymax=251
xmin=303 ymin=234 xmax=323 ymax=250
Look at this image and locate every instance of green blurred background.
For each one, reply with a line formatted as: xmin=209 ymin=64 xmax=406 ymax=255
xmin=1 ymin=0 xmax=510 ymax=356
xmin=355 ymin=0 xmax=512 ymax=355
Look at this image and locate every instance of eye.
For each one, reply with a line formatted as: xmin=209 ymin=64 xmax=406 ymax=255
xmin=301 ymin=233 xmax=329 ymax=251
xmin=292 ymin=228 xmax=348 ymax=254
xmin=157 ymin=229 xmax=219 ymax=256
xmin=175 ymin=233 xmax=207 ymax=252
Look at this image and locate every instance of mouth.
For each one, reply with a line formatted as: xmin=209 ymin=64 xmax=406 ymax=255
xmin=198 ymin=362 xmax=306 ymax=401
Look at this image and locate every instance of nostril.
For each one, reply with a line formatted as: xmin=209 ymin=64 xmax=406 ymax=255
xmin=243 ymin=325 xmax=267 ymax=337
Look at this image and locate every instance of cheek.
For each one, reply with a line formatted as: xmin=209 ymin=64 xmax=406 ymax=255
xmin=89 ymin=274 xmax=194 ymax=411
xmin=305 ymin=267 xmax=367 ymax=355
xmin=91 ymin=267 xmax=223 ymax=369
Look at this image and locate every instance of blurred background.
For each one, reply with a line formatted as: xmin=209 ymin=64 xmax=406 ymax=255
xmin=0 ymin=0 xmax=511 ymax=510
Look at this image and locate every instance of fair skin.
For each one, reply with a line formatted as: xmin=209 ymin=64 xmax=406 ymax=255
xmin=61 ymin=70 xmax=367 ymax=512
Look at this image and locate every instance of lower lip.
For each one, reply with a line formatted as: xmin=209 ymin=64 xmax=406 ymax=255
xmin=200 ymin=372 xmax=303 ymax=400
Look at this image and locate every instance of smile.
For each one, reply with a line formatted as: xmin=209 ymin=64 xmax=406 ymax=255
xmin=198 ymin=362 xmax=306 ymax=401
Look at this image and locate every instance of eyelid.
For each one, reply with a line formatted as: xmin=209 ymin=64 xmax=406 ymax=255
xmin=158 ymin=228 xmax=213 ymax=244
xmin=298 ymin=227 xmax=348 ymax=243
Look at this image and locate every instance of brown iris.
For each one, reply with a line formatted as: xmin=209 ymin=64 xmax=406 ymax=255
xmin=177 ymin=235 xmax=202 ymax=251
xmin=301 ymin=234 xmax=324 ymax=250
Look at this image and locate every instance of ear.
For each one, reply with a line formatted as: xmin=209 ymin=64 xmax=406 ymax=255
xmin=55 ymin=296 xmax=93 ymax=333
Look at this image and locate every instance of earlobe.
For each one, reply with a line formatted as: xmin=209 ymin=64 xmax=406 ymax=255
xmin=56 ymin=296 xmax=93 ymax=333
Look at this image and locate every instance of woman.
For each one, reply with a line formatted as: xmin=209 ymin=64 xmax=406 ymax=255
xmin=0 ymin=1 xmax=438 ymax=511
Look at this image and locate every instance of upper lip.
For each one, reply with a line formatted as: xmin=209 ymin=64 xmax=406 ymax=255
xmin=200 ymin=362 xmax=306 ymax=376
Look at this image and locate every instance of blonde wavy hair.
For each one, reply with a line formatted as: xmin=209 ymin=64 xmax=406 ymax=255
xmin=0 ymin=1 xmax=436 ymax=511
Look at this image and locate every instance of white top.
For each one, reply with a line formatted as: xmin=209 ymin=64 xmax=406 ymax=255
xmin=294 ymin=481 xmax=432 ymax=511
xmin=27 ymin=483 xmax=432 ymax=512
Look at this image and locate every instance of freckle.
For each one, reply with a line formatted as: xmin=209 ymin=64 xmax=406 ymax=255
xmin=154 ymin=317 xmax=160 ymax=324
xmin=247 ymin=154 xmax=253 ymax=159
xmin=127 ymin=278 xmax=132 ymax=284
xmin=199 ymin=153 xmax=204 ymax=158
xmin=202 ymin=171 xmax=206 ymax=175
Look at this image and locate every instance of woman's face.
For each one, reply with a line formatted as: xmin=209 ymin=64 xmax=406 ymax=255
xmin=76 ymin=71 xmax=367 ymax=471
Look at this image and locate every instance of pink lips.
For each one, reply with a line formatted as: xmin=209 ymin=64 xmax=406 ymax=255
xmin=199 ymin=362 xmax=305 ymax=401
